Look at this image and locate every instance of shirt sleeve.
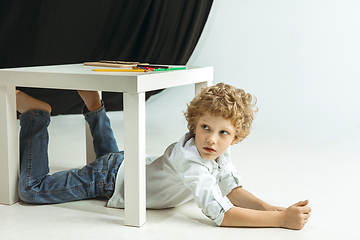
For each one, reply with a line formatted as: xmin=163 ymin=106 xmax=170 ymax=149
xmin=177 ymin=162 xmax=234 ymax=226
xmin=218 ymin=161 xmax=243 ymax=197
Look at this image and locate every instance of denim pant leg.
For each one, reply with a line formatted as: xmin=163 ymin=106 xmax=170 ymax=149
xmin=18 ymin=110 xmax=123 ymax=204
xmin=83 ymin=104 xmax=119 ymax=158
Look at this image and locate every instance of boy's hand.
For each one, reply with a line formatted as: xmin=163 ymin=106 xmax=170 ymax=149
xmin=279 ymin=200 xmax=311 ymax=230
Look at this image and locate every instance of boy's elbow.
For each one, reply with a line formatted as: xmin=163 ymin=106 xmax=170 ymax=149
xmin=220 ymin=208 xmax=235 ymax=227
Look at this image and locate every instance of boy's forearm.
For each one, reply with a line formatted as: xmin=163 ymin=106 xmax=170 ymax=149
xmin=224 ymin=191 xmax=311 ymax=229
xmin=221 ymin=206 xmax=281 ymax=228
xmin=227 ymin=187 xmax=273 ymax=211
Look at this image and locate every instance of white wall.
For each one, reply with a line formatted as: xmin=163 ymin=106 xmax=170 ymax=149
xmin=187 ymin=0 xmax=360 ymax=145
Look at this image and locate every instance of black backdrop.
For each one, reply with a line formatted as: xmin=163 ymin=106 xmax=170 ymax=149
xmin=0 ymin=0 xmax=213 ymax=115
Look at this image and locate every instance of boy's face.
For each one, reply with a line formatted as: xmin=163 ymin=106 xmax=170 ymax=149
xmin=194 ymin=112 xmax=236 ymax=160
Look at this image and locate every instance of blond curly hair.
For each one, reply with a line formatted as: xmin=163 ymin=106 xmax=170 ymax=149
xmin=184 ymin=83 xmax=257 ymax=144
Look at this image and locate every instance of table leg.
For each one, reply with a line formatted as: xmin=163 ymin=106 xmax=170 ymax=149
xmin=85 ymin=124 xmax=96 ymax=164
xmin=195 ymin=81 xmax=212 ymax=95
xmin=123 ymin=92 xmax=146 ymax=227
xmin=0 ymin=86 xmax=19 ymax=205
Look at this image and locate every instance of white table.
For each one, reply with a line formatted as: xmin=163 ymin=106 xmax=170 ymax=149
xmin=0 ymin=63 xmax=213 ymax=227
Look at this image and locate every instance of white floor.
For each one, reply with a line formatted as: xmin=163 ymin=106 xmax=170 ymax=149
xmin=1 ymin=86 xmax=359 ymax=240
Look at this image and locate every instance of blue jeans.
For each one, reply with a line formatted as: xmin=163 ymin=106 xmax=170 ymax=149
xmin=18 ymin=105 xmax=123 ymax=204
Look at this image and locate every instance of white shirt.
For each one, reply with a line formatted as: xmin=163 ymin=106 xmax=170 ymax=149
xmin=107 ymin=132 xmax=242 ymax=226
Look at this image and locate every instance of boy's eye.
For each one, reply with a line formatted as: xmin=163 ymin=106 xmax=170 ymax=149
xmin=202 ymin=125 xmax=209 ymax=130
xmin=220 ymin=130 xmax=228 ymax=135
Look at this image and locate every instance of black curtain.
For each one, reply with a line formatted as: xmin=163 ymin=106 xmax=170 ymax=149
xmin=0 ymin=0 xmax=213 ymax=115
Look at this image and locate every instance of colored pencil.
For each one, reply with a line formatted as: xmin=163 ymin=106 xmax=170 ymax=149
xmin=153 ymin=67 xmax=187 ymax=71
xmin=92 ymin=69 xmax=147 ymax=72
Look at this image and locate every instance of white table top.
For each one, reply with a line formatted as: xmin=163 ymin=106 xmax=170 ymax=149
xmin=0 ymin=64 xmax=213 ymax=93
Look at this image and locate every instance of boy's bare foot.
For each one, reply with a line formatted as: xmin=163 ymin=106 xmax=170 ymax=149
xmin=77 ymin=90 xmax=102 ymax=112
xmin=16 ymin=90 xmax=52 ymax=114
